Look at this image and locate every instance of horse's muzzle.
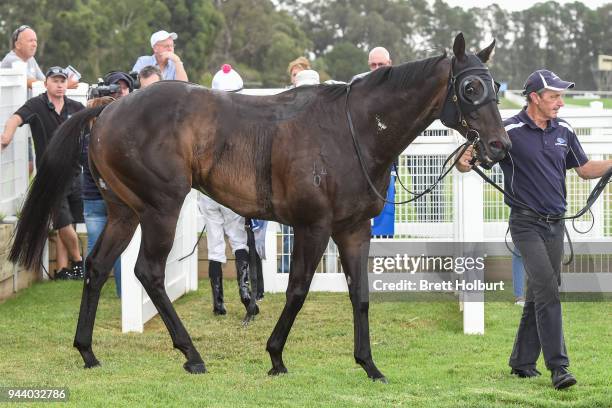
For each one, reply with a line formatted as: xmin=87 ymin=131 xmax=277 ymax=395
xmin=477 ymin=137 xmax=511 ymax=168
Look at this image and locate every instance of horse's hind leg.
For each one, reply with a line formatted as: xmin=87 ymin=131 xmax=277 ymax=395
xmin=135 ymin=207 xmax=205 ymax=374
xmin=333 ymin=220 xmax=386 ymax=382
xmin=266 ymin=223 xmax=330 ymax=376
xmin=74 ymin=199 xmax=138 ymax=368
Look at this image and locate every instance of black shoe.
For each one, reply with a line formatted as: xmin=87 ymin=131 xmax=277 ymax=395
xmin=70 ymin=260 xmax=84 ymax=280
xmin=551 ymin=367 xmax=576 ymax=390
xmin=54 ymin=267 xmax=73 ymax=280
xmin=511 ymin=368 xmax=542 ymax=378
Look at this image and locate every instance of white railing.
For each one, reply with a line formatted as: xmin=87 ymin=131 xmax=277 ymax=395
xmin=265 ymin=108 xmax=612 ymax=334
xmin=3 ymin=76 xmax=611 ymax=333
xmin=0 ymin=64 xmax=29 ymax=217
xmin=122 ymin=190 xmax=199 ymax=332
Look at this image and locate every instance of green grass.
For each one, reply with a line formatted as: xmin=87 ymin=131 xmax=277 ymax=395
xmin=0 ymin=280 xmax=610 ymax=407
xmin=566 ymin=98 xmax=612 ymax=109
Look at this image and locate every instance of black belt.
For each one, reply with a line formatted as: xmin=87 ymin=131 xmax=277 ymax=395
xmin=512 ymin=208 xmax=565 ymax=223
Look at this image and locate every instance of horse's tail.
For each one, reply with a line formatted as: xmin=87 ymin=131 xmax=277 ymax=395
xmin=9 ymin=105 xmax=107 ymax=269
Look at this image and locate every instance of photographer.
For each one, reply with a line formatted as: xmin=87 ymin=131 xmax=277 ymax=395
xmin=81 ymin=71 xmax=133 ymax=296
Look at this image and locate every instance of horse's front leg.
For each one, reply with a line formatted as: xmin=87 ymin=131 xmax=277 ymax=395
xmin=266 ymin=222 xmax=331 ymax=376
xmin=333 ymin=220 xmax=386 ymax=382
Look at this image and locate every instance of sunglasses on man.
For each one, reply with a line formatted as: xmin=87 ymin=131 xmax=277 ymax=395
xmin=11 ymin=25 xmax=30 ymax=47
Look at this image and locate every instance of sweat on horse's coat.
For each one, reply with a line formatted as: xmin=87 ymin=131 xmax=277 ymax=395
xmin=9 ymin=33 xmax=510 ymax=381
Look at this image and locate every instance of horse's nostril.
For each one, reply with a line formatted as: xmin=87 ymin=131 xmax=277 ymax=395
xmin=489 ymin=141 xmax=503 ymax=151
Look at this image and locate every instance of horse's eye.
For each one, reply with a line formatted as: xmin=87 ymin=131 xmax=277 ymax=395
xmin=465 ymin=86 xmax=475 ymax=96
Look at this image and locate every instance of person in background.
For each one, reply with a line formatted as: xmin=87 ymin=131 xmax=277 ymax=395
xmin=287 ymin=56 xmax=311 ymax=87
xmin=80 ymin=71 xmax=133 ymax=296
xmin=512 ymin=251 xmax=525 ymax=306
xmin=132 ymin=30 xmax=187 ymax=81
xmin=104 ymin=71 xmax=133 ymax=98
xmin=200 ymin=64 xmax=253 ymax=314
xmin=138 ymin=65 xmax=162 ymax=88
xmin=361 ymin=47 xmax=396 ymax=238
xmin=1 ymin=25 xmax=78 ymax=90
xmin=2 ymin=25 xmax=79 ymax=176
xmin=80 ymin=96 xmax=121 ymax=295
xmin=1 ymin=67 xmax=84 ymax=279
xmin=278 ymin=58 xmax=317 ymax=273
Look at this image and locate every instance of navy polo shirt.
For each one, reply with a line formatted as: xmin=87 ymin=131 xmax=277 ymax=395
xmin=497 ymin=108 xmax=588 ymax=214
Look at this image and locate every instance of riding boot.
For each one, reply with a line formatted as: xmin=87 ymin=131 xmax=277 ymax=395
xmin=235 ymin=249 xmax=251 ymax=308
xmin=255 ymin=252 xmax=264 ymax=300
xmin=208 ymin=261 xmax=226 ymax=315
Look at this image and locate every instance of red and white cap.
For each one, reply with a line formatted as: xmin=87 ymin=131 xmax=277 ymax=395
xmin=212 ymin=64 xmax=244 ymax=92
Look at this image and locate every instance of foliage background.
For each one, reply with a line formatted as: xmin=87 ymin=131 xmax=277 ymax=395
xmin=0 ymin=0 xmax=610 ymax=87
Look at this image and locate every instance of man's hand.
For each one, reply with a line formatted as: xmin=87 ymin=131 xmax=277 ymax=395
xmin=163 ymin=51 xmax=188 ymax=81
xmin=1 ymin=134 xmax=11 ymax=150
xmin=456 ymin=145 xmax=477 ymax=173
xmin=160 ymin=51 xmax=182 ymax=64
xmin=1 ymin=115 xmax=24 ymax=150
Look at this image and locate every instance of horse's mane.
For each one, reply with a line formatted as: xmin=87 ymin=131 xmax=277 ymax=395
xmin=320 ymin=53 xmax=448 ymax=101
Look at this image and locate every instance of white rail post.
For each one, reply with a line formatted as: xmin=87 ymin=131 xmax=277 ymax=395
xmin=454 ymin=156 xmax=485 ymax=335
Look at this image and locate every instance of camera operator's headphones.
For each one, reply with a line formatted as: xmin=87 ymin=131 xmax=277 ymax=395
xmin=103 ymin=71 xmax=134 ymax=92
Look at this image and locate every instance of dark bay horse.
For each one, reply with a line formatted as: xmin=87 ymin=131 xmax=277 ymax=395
xmin=9 ymin=33 xmax=510 ymax=381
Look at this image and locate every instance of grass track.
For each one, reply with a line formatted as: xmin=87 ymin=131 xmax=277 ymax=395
xmin=0 ymin=279 xmax=610 ymax=407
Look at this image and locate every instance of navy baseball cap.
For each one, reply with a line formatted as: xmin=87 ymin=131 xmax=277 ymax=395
xmin=522 ymin=70 xmax=574 ymax=95
xmin=45 ymin=66 xmax=68 ymax=79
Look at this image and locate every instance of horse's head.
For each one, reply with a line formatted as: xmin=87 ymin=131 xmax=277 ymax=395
xmin=440 ymin=33 xmax=511 ymax=168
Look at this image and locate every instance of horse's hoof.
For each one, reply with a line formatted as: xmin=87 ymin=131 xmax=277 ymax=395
xmin=248 ymin=303 xmax=259 ymax=316
xmin=268 ymin=366 xmax=288 ymax=376
xmin=83 ymin=359 xmax=100 ymax=369
xmin=183 ymin=361 xmax=207 ymax=374
xmin=372 ymin=375 xmax=388 ymax=384
xmin=242 ymin=312 xmax=257 ymax=327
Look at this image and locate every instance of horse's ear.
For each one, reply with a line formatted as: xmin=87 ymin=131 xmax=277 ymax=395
xmin=453 ymin=33 xmax=466 ymax=60
xmin=477 ymin=39 xmax=496 ymax=63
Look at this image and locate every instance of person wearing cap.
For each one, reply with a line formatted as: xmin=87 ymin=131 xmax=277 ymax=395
xmin=1 ymin=25 xmax=79 ymax=90
xmin=103 ymin=71 xmax=134 ymax=97
xmin=79 ymin=73 xmax=133 ymax=296
xmin=1 ymin=66 xmax=85 ymax=280
xmin=199 ymin=64 xmax=256 ymax=315
xmin=132 ymin=30 xmax=187 ymax=81
xmin=457 ymin=69 xmax=612 ymax=389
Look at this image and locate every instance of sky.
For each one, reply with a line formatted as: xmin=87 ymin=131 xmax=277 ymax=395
xmin=432 ymin=0 xmax=611 ymax=11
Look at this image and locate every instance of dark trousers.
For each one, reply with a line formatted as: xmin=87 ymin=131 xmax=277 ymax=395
xmin=508 ymin=210 xmax=569 ymax=371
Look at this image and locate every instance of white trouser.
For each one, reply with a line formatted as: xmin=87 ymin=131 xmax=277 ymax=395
xmin=198 ymin=193 xmax=247 ymax=263
xmin=252 ymin=221 xmax=268 ymax=260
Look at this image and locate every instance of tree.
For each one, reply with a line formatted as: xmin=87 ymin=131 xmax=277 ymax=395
xmin=211 ymin=0 xmax=311 ymax=87
xmin=321 ymin=41 xmax=367 ymax=81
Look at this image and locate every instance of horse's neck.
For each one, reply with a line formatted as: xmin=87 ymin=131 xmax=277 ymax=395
xmin=354 ymin=60 xmax=450 ymax=173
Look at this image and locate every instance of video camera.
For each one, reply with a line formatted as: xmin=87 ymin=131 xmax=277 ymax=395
xmin=87 ymin=71 xmax=140 ymax=99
